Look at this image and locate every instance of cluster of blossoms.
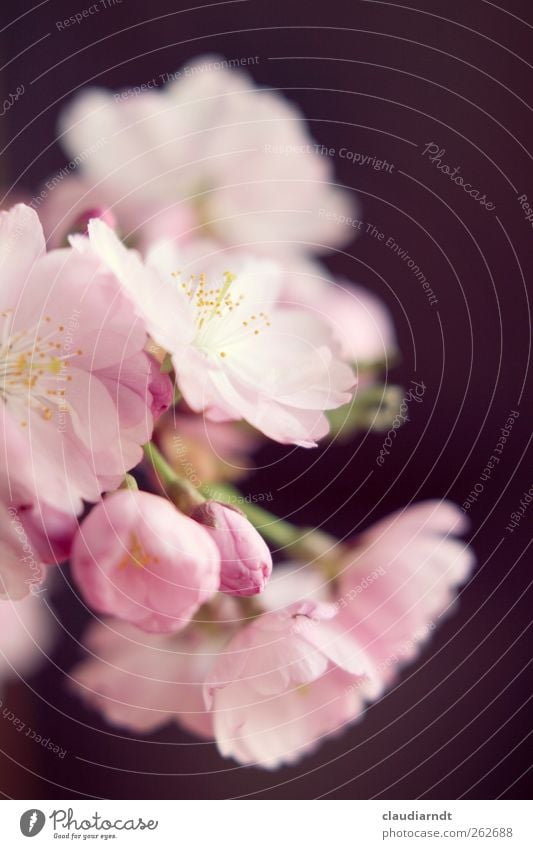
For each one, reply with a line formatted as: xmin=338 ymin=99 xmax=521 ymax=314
xmin=0 ymin=57 xmax=473 ymax=769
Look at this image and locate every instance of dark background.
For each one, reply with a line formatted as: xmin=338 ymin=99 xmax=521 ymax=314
xmin=0 ymin=0 xmax=531 ymax=799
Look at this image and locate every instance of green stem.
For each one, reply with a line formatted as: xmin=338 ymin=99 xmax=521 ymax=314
xmin=143 ymin=442 xmax=204 ymax=512
xmin=120 ymin=473 xmax=139 ymax=491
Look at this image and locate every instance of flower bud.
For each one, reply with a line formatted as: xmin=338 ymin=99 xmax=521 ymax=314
xmin=71 ymin=490 xmax=220 ymax=633
xmin=191 ymin=501 xmax=272 ymax=597
xmin=72 ymin=207 xmax=117 ymax=235
xmin=146 ymin=354 xmax=173 ymax=419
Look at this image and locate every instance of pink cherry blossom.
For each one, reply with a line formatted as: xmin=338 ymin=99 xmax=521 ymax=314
xmin=335 ymin=500 xmax=474 ymax=679
xmin=0 ymin=204 xmax=172 ymax=521
xmin=205 ymin=601 xmax=379 ymax=769
xmin=71 ymin=490 xmax=220 ymax=633
xmin=0 ymin=594 xmax=56 ymax=685
xmin=0 ymin=405 xmax=78 ymax=599
xmin=88 ymin=222 xmax=355 ymax=447
xmin=70 ymin=618 xmax=231 ymax=737
xmin=45 ymin=55 xmax=356 ymax=255
xmin=191 ymin=501 xmax=272 ymax=597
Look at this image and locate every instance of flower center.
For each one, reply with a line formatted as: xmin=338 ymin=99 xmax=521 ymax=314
xmin=0 ymin=311 xmax=79 ymax=427
xmin=172 ymin=269 xmax=271 ymax=358
xmin=117 ymin=532 xmax=158 ymax=570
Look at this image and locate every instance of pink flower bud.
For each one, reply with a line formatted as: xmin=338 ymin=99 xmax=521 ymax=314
xmin=71 ymin=491 xmax=220 ymax=633
xmin=191 ymin=501 xmax=272 ymax=597
xmin=0 ymin=594 xmax=56 ymax=682
xmin=146 ymin=354 xmax=173 ymax=420
xmin=72 ymin=207 xmax=117 ymax=235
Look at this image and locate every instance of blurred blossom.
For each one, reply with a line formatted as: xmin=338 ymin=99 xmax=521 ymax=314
xmin=41 ymin=176 xmax=196 ymax=252
xmin=280 ymin=256 xmax=396 ymax=368
xmin=258 ymin=561 xmax=330 ymax=612
xmin=70 ymin=619 xmax=231 ymax=738
xmin=45 ymin=55 xmax=356 ymax=255
xmin=0 ymin=205 xmax=172 ymax=524
xmin=191 ymin=500 xmax=273 ymax=597
xmin=335 ymin=500 xmax=474 ymax=679
xmin=0 ymin=594 xmax=56 ymax=686
xmin=316 ymin=281 xmax=395 ymax=367
xmin=71 ymin=490 xmax=220 ymax=633
xmin=205 ymin=601 xmax=379 ymax=769
xmin=88 ymin=220 xmax=355 ymax=447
